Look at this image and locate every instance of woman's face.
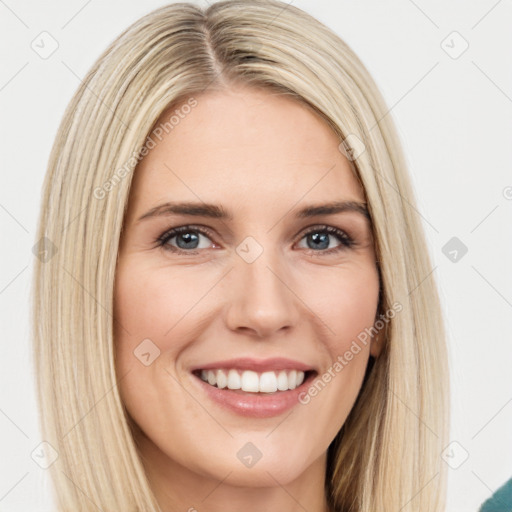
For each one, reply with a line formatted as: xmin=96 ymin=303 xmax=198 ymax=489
xmin=114 ymin=85 xmax=381 ymax=494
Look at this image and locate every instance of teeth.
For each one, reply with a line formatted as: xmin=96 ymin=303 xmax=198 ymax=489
xmin=277 ymin=370 xmax=288 ymax=391
xmin=259 ymin=371 xmax=277 ymax=393
xmin=216 ymin=369 xmax=228 ymax=389
xmin=227 ymin=369 xmax=241 ymax=389
xmin=198 ymin=369 xmax=307 ymax=393
xmin=241 ymin=370 xmax=259 ymax=392
xmin=288 ymin=369 xmax=297 ymax=389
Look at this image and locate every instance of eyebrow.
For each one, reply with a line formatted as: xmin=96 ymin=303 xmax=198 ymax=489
xmin=137 ymin=200 xmax=371 ymax=222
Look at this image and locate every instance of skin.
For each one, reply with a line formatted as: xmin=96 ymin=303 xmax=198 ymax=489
xmin=114 ymin=84 xmax=382 ymax=512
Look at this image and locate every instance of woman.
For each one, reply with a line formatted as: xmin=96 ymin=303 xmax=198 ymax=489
xmin=31 ymin=1 xmax=450 ymax=511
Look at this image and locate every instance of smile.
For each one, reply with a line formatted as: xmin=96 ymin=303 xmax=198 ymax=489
xmin=189 ymin=357 xmax=318 ymax=417
xmin=195 ymin=368 xmax=309 ymax=393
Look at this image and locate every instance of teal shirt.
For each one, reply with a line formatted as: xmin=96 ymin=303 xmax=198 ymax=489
xmin=479 ymin=477 xmax=512 ymax=511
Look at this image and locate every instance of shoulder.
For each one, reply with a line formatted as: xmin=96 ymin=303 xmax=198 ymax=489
xmin=479 ymin=477 xmax=512 ymax=512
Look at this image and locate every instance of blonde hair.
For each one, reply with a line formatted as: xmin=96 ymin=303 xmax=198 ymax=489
xmin=31 ymin=1 xmax=450 ymax=510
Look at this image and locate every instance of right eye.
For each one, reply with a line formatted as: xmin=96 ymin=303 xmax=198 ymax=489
xmin=156 ymin=225 xmax=217 ymax=254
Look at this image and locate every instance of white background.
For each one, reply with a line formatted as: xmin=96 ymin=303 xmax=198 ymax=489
xmin=0 ymin=1 xmax=511 ymax=511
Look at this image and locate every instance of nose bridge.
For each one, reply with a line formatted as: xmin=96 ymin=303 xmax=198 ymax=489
xmin=225 ymin=235 xmax=300 ymax=336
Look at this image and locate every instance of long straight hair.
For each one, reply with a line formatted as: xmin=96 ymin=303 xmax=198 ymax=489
xmin=31 ymin=1 xmax=450 ymax=510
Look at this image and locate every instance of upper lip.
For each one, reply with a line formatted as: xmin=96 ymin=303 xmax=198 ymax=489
xmin=191 ymin=357 xmax=316 ymax=373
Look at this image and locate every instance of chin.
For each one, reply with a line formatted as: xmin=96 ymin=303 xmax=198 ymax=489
xmin=208 ymin=448 xmax=312 ymax=487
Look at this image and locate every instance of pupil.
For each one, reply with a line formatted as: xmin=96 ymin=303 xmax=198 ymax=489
xmin=309 ymin=232 xmax=329 ymax=250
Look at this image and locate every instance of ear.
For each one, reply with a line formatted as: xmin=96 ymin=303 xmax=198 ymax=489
xmin=370 ymin=291 xmax=385 ymax=358
xmin=369 ymin=326 xmax=385 ymax=358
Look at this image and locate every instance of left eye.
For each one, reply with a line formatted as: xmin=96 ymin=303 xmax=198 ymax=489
xmin=156 ymin=225 xmax=354 ymax=254
xmin=297 ymin=225 xmax=354 ymax=252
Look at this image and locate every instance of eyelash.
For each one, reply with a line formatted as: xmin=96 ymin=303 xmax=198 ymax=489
xmin=155 ymin=224 xmax=355 ymax=256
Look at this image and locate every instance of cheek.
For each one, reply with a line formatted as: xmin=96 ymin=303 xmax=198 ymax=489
xmin=113 ymin=259 xmax=199 ymax=432
xmin=312 ymin=262 xmax=379 ymax=371
xmin=114 ymin=258 xmax=202 ymax=354
xmin=294 ymin=265 xmax=379 ymax=438
xmin=113 ymin=259 xmax=192 ymax=420
xmin=303 ymin=259 xmax=380 ymax=347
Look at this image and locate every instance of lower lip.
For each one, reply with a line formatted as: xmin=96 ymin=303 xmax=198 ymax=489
xmin=191 ymin=372 xmax=316 ymax=418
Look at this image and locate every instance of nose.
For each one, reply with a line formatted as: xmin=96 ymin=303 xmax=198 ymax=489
xmin=224 ymin=248 xmax=301 ymax=338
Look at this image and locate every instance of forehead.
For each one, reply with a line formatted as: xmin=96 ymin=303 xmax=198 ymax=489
xmin=126 ymin=86 xmax=365 ymax=220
